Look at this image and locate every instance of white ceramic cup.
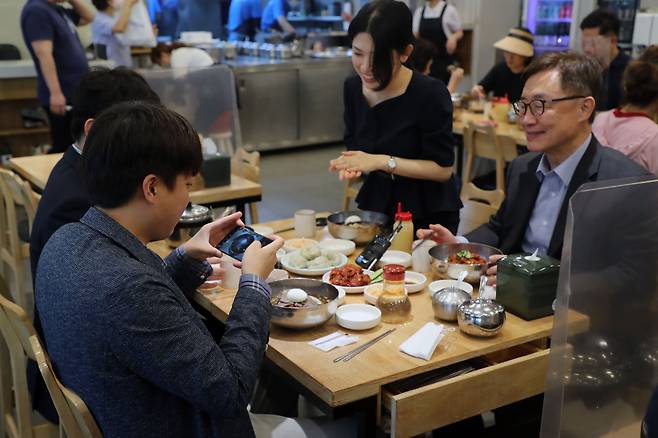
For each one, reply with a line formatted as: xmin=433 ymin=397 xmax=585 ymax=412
xmin=411 ymin=239 xmax=436 ymax=273
xmin=294 ymin=209 xmax=316 ymax=238
xmin=220 ymin=260 xmax=242 ymax=290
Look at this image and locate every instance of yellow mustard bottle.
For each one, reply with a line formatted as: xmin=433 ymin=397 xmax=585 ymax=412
xmin=389 ymin=204 xmax=413 ymax=254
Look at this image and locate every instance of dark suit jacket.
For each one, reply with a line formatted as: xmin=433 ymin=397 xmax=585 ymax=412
xmin=465 ymin=135 xmax=651 ymax=259
xmin=37 ymin=208 xmax=270 ymax=438
xmin=28 ymin=145 xmax=91 ymax=422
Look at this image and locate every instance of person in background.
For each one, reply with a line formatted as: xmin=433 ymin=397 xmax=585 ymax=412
xmin=471 ymin=27 xmax=534 ymax=103
xmin=580 ymin=8 xmax=630 ymax=111
xmin=593 ymin=45 xmax=658 ymax=175
xmin=408 ymin=37 xmax=463 ymax=93
xmin=91 ymin=0 xmax=138 ymax=67
xmin=227 ymin=0 xmax=262 ymax=41
xmin=329 ymin=0 xmax=461 ymax=232
xmin=412 ymin=0 xmax=463 ymax=84
xmin=150 ymin=41 xmax=187 ymax=67
xmin=21 ymin=0 xmax=95 ymax=154
xmin=147 ymin=0 xmax=179 ymax=39
xmin=27 ymin=67 xmax=161 ymax=423
xmin=260 ymin=0 xmax=295 ymax=36
xmin=418 ymin=51 xmax=649 ymax=284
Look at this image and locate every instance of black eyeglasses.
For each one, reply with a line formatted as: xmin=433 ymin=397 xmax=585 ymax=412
xmin=512 ymin=96 xmax=587 ymax=117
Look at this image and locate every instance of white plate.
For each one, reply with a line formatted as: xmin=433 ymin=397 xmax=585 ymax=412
xmin=283 ymin=238 xmax=318 ymax=253
xmin=318 ymin=239 xmax=356 ymax=256
xmin=404 ymin=271 xmax=428 ymax=293
xmin=428 ymin=279 xmax=473 ymax=296
xmin=377 ymin=250 xmax=412 ymax=268
xmin=281 ymin=250 xmax=348 ymax=276
xmin=321 ymin=268 xmax=375 ymax=293
xmin=335 ymin=304 xmax=381 ymax=330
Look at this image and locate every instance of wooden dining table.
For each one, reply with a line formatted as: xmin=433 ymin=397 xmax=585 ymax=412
xmin=150 ymin=215 xmax=588 ymax=438
xmin=453 ymin=109 xmax=527 ymax=147
xmin=8 ymin=153 xmax=262 ymax=211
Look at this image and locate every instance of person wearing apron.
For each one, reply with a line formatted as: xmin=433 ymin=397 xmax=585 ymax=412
xmin=413 ymin=0 xmax=463 ymax=84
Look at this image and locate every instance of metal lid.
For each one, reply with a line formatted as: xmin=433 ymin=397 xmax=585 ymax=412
xmin=179 ymin=204 xmax=212 ymax=225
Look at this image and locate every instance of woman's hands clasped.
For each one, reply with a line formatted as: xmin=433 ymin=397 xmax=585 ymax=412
xmin=329 ymin=151 xmax=386 ymax=181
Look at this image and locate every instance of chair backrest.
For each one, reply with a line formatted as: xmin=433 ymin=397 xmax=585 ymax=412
xmin=0 ymin=276 xmax=39 ymax=438
xmin=231 ymin=147 xmax=260 ymax=183
xmin=29 ymin=336 xmax=103 ymax=438
xmin=0 ymin=276 xmax=101 ymax=438
xmin=458 ymin=183 xmax=505 ymax=236
xmin=0 ymin=168 xmax=38 ymax=249
xmin=0 ymin=44 xmax=21 ymax=61
xmin=462 ymin=122 xmax=518 ymax=192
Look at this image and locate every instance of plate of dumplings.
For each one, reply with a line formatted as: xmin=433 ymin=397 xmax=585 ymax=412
xmin=281 ymin=245 xmax=348 ymax=276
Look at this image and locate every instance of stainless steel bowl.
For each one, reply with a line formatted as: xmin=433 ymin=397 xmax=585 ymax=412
xmin=457 ymin=299 xmax=506 ymax=337
xmin=327 ymin=210 xmax=389 ymax=244
xmin=429 ymin=243 xmax=502 ymax=284
xmin=432 ymin=286 xmax=471 ymax=321
xmin=269 ymin=278 xmax=339 ymax=329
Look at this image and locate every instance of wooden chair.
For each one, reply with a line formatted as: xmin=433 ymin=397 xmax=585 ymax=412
xmin=458 ymin=183 xmax=505 ymax=236
xmin=30 ymin=335 xmax=102 ymax=438
xmin=341 ymin=176 xmax=363 ymax=211
xmin=231 ymin=147 xmax=260 ymax=224
xmin=462 ymin=121 xmax=518 ymax=193
xmin=0 ymin=169 xmax=38 ymax=313
xmin=0 ymin=275 xmax=58 ymax=438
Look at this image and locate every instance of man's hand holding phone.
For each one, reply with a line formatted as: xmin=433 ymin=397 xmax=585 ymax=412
xmin=242 ymin=236 xmax=284 ymax=279
xmin=181 ymin=212 xmax=245 ymax=262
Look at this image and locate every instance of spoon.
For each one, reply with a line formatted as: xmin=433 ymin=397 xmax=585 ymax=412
xmin=457 ymin=270 xmax=468 ymax=292
xmin=525 ymin=248 xmax=540 ymax=261
xmin=477 ymin=275 xmax=488 ymax=300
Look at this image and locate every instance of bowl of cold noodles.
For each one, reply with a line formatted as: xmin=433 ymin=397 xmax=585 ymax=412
xmin=269 ymin=278 xmax=341 ymax=329
xmin=429 ymin=243 xmax=502 ymax=284
xmin=327 ymin=210 xmax=389 ymax=244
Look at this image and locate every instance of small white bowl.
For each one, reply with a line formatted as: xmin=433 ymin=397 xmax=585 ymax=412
xmin=377 ymin=250 xmax=412 ymax=268
xmin=335 ymin=304 xmax=381 ymax=330
xmin=318 ymin=239 xmax=356 ymax=256
xmin=283 ymin=238 xmax=318 ymax=253
xmin=251 ymin=225 xmax=274 ymax=236
xmin=404 ymin=271 xmax=428 ymax=293
xmin=363 ymin=283 xmax=410 ymax=305
xmin=428 ymin=279 xmax=473 ymax=296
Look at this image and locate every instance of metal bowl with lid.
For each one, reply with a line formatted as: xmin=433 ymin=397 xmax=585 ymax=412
xmin=457 ymin=299 xmax=506 ymax=337
xmin=269 ymin=279 xmax=341 ymax=329
xmin=166 ymin=203 xmax=212 ymax=247
xmin=327 ymin=210 xmax=389 ymax=244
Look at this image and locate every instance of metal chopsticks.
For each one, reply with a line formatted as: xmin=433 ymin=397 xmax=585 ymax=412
xmin=333 ymin=328 xmax=396 ymax=363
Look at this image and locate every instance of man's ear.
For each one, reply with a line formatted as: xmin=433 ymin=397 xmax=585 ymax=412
xmin=83 ymin=118 xmax=95 ymax=137
xmin=141 ymin=174 xmax=159 ymax=204
xmin=581 ymin=96 xmax=596 ymax=123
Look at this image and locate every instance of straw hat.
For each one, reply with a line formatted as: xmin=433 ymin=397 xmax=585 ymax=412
xmin=494 ymin=28 xmax=534 ymax=58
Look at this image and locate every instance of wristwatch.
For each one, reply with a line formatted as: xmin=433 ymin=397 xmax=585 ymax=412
xmin=387 ymin=156 xmax=397 ymax=179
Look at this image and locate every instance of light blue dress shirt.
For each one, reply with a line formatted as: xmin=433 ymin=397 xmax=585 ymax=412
xmin=521 ymin=134 xmax=591 ymax=255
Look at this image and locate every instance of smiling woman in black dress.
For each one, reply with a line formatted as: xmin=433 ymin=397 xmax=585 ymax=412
xmin=329 ymin=0 xmax=461 ymax=232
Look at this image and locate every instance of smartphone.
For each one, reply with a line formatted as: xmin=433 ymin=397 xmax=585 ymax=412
xmin=216 ymin=226 xmax=273 ymax=261
xmin=355 ymin=233 xmax=392 ymax=270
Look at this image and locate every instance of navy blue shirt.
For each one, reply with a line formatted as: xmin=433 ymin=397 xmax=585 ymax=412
xmin=599 ymin=49 xmax=631 ymax=111
xmin=21 ymin=0 xmax=89 ymax=106
xmin=260 ymin=0 xmax=289 ymax=31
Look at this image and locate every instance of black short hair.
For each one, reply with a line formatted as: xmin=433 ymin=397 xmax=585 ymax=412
xmin=92 ymin=0 xmax=109 ymax=11
xmin=348 ymin=0 xmax=414 ymax=90
xmin=83 ymin=102 xmax=202 ymax=209
xmin=408 ymin=38 xmax=437 ymax=73
xmin=580 ymin=9 xmax=620 ymax=37
xmin=71 ymin=67 xmax=161 ymax=142
xmin=522 ymin=51 xmax=601 ymax=123
xmin=623 ymin=46 xmax=658 ymax=107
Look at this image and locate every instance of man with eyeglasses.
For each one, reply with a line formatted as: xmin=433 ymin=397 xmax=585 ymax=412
xmin=418 ymin=51 xmax=649 ymax=284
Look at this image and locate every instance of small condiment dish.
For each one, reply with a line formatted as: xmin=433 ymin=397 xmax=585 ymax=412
xmin=335 ymin=304 xmax=381 ymax=330
xmin=378 ymin=250 xmax=412 ymax=268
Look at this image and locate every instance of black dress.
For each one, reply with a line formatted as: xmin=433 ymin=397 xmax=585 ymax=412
xmin=418 ymin=3 xmax=453 ymax=84
xmin=478 ymin=61 xmax=524 ymax=102
xmin=343 ymin=71 xmax=462 ymax=232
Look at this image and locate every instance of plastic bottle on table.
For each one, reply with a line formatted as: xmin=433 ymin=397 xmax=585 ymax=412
xmin=389 ymin=203 xmax=413 ymax=253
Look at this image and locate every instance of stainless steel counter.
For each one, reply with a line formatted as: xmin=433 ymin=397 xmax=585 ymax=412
xmin=225 ymin=55 xmax=353 ymax=151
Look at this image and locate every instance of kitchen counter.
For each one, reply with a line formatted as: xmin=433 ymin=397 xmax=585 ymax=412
xmin=0 ymin=59 xmax=113 ymax=80
xmin=224 ymin=54 xmax=350 ymax=71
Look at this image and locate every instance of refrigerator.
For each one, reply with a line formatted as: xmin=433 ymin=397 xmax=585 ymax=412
xmin=522 ymin=0 xmax=584 ymax=53
xmin=523 ymin=0 xmax=640 ymax=54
